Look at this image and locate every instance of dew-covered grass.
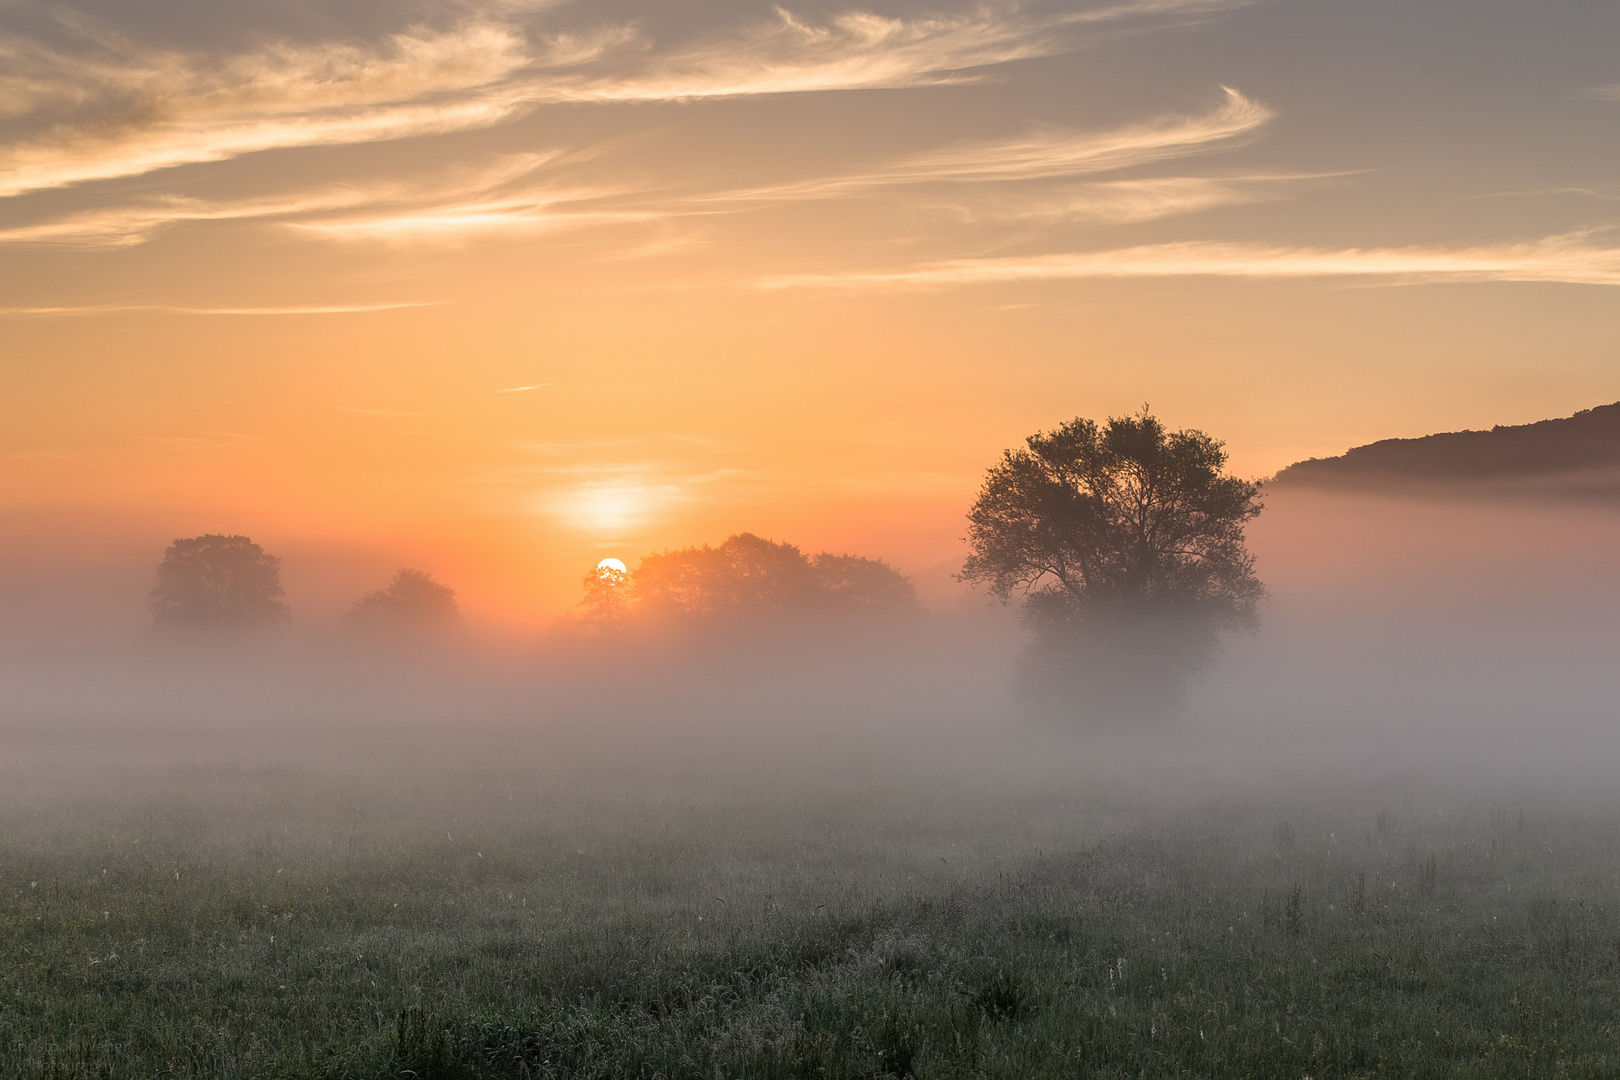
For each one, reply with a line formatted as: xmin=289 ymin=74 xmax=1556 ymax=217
xmin=4 ymin=717 xmax=1619 ymax=1079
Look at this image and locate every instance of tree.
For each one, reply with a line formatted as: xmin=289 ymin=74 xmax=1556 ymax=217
xmin=960 ymin=410 xmax=1264 ymax=720
xmin=633 ymin=533 xmax=820 ymax=620
xmin=810 ymin=553 xmax=917 ymax=611
xmin=345 ymin=569 xmax=459 ymax=631
xmin=578 ymin=561 xmax=631 ymax=627
xmin=150 ymin=534 xmax=290 ymax=630
xmin=592 ymin=533 xmax=918 ymax=627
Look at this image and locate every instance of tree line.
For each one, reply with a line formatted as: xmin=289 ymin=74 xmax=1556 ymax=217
xmin=577 ymin=532 xmax=917 ymax=628
xmin=148 ymin=409 xmax=1264 ymax=720
xmin=149 ymin=536 xmax=459 ymax=636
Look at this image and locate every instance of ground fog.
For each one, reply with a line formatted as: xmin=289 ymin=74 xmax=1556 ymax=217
xmin=3 ymin=489 xmax=1620 ymax=1077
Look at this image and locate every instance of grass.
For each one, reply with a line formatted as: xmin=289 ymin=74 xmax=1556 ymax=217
xmin=4 ymin=725 xmax=1620 ymax=1078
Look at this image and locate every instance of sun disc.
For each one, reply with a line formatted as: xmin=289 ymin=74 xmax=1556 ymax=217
xmin=597 ymin=557 xmax=628 ymax=574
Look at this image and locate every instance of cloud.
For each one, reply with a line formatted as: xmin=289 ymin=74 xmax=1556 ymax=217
xmin=927 ymin=172 xmax=1318 ymax=224
xmin=760 ymin=234 xmax=1620 ymax=289
xmin=1588 ymin=84 xmax=1620 ymax=101
xmin=0 ymin=20 xmax=537 ymax=198
xmin=537 ymin=5 xmax=1068 ymax=103
xmin=885 ymin=85 xmax=1271 ymax=181
xmin=710 ymin=87 xmax=1272 ymax=203
xmin=0 ymin=189 xmax=388 ymax=247
xmin=0 ymin=153 xmax=566 ymax=246
xmin=540 ymin=1 xmax=1253 ymax=104
xmin=286 ymin=188 xmax=652 ymax=243
xmin=0 ymin=2 xmax=1254 ymax=198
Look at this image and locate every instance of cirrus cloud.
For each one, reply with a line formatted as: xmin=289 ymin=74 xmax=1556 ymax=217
xmin=760 ymin=234 xmax=1620 ymax=289
xmin=0 ymin=1 xmax=1256 ymax=199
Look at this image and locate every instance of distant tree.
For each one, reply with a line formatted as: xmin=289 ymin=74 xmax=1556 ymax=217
xmin=345 ymin=569 xmax=459 ymax=631
xmin=578 ymin=561 xmax=631 ymax=627
xmin=810 ymin=553 xmax=917 ymax=611
xmin=960 ymin=410 xmax=1264 ymax=720
xmin=594 ymin=533 xmax=918 ymax=626
xmin=634 ymin=533 xmax=820 ymax=620
xmin=150 ymin=534 xmax=290 ymax=630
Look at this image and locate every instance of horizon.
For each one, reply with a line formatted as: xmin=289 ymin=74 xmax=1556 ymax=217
xmin=4 ymin=0 xmax=1620 ymax=623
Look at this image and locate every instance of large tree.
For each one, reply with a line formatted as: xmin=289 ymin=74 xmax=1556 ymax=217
xmin=150 ymin=534 xmax=290 ymax=630
xmin=961 ymin=410 xmax=1264 ymax=719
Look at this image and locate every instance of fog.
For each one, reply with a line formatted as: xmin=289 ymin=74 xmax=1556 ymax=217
xmin=3 ymin=486 xmax=1618 ymax=822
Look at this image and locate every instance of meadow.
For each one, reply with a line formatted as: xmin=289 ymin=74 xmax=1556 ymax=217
xmin=3 ymin=698 xmax=1619 ymax=1080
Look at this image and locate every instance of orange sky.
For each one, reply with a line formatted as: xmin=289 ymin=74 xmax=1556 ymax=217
xmin=3 ymin=0 xmax=1619 ymax=623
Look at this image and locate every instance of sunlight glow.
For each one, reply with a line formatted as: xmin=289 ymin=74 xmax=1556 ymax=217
xmin=551 ymin=481 xmax=665 ymax=535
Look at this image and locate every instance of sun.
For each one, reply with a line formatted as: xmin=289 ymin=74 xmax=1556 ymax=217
xmin=596 ymin=557 xmax=628 ymax=574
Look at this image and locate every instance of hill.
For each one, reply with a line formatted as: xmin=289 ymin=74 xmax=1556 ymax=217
xmin=1273 ymin=402 xmax=1620 ymax=495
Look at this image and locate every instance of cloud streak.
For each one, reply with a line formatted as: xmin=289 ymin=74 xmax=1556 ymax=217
xmin=0 ymin=188 xmax=389 ymax=247
xmin=0 ymin=1 xmax=1253 ymax=198
xmin=533 ymin=2 xmax=1160 ymax=103
xmin=701 ymin=87 xmax=1272 ymax=207
xmin=0 ymin=20 xmax=538 ymax=198
xmin=925 ymin=172 xmax=1321 ymax=224
xmin=0 ymin=153 xmax=570 ymax=246
xmin=0 ymin=94 xmax=1287 ymax=248
xmin=760 ymin=235 xmax=1620 ymax=289
xmin=286 ymin=190 xmax=653 ymax=243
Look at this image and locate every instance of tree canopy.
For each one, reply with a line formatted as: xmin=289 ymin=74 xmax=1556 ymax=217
xmin=578 ymin=561 xmax=631 ymax=627
xmin=150 ymin=534 xmax=290 ymax=630
xmin=345 ymin=569 xmax=459 ymax=631
xmin=961 ymin=410 xmax=1264 ymax=719
xmin=579 ymin=533 xmax=916 ymax=628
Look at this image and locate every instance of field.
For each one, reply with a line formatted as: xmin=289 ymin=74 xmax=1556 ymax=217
xmin=4 ymin=699 xmax=1619 ymax=1080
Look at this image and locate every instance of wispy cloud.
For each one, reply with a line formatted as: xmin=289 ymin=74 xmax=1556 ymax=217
xmin=287 ymin=187 xmax=652 ymax=243
xmin=0 ymin=301 xmax=436 ymax=316
xmin=885 ymin=85 xmax=1271 ymax=181
xmin=0 ymin=188 xmax=387 ymax=247
xmin=760 ymin=234 xmax=1620 ymax=289
xmin=533 ymin=2 xmax=1172 ymax=103
xmin=926 ymin=172 xmax=1322 ymax=224
xmin=703 ymin=87 xmax=1272 ymax=208
xmin=0 ymin=153 xmax=568 ymax=246
xmin=0 ymin=2 xmax=1253 ymax=198
xmin=498 ymin=384 xmax=556 ymax=392
xmin=1471 ymin=184 xmax=1620 ymax=202
xmin=1587 ymin=84 xmax=1620 ymax=101
xmin=0 ymin=20 xmax=538 ymax=198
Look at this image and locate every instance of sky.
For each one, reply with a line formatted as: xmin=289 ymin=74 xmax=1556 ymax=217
xmin=2 ymin=0 xmax=1619 ymax=623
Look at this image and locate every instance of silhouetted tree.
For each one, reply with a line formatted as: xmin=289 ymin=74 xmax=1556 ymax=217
xmin=810 ymin=553 xmax=917 ymax=611
xmin=578 ymin=561 xmax=631 ymax=627
xmin=634 ymin=533 xmax=820 ymax=620
xmin=345 ymin=569 xmax=459 ymax=631
xmin=961 ymin=410 xmax=1264 ymax=720
xmin=150 ymin=534 xmax=290 ymax=630
xmin=596 ymin=533 xmax=917 ymax=626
